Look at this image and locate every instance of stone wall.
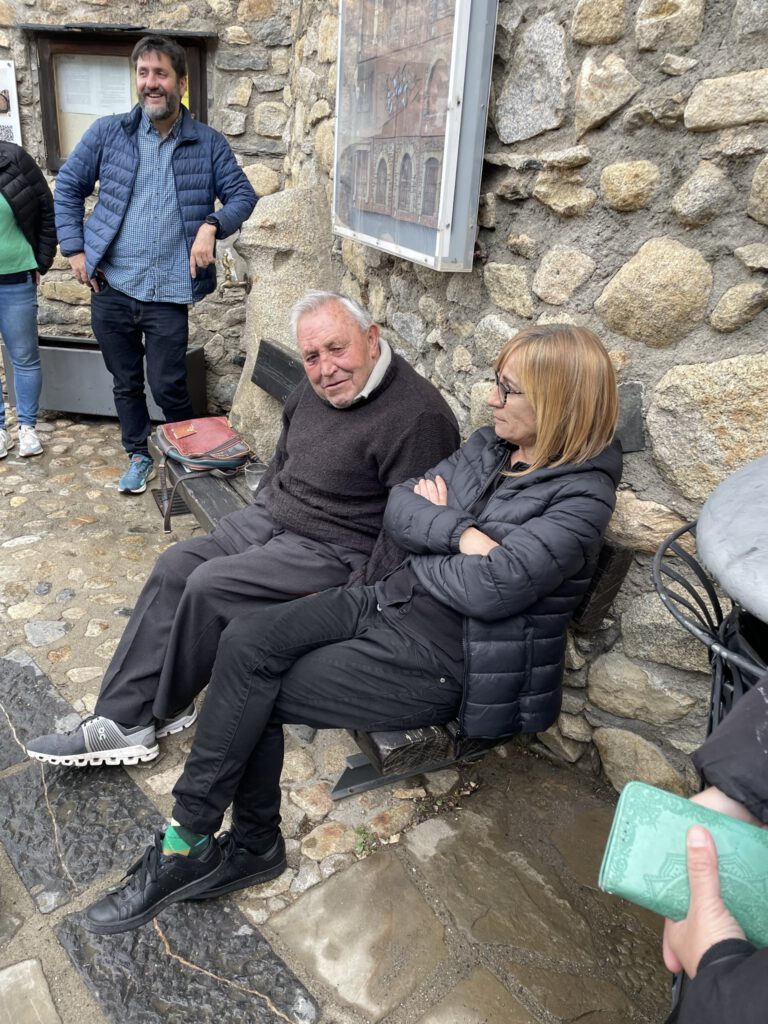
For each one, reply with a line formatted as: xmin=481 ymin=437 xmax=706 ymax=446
xmin=4 ymin=0 xmax=768 ymax=792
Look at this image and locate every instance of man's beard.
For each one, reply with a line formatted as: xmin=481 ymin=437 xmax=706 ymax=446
xmin=140 ymin=89 xmax=180 ymax=121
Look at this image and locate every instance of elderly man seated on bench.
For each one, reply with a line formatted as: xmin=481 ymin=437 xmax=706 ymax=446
xmin=25 ymin=290 xmax=459 ymax=768
xmin=77 ymin=322 xmax=622 ymax=935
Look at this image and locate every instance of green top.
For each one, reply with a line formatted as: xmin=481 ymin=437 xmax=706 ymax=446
xmin=0 ymin=192 xmax=36 ymax=274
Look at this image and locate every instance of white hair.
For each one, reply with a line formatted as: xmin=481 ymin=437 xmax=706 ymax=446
xmin=289 ymin=290 xmax=373 ymax=341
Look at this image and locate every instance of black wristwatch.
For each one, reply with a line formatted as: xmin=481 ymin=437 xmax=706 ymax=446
xmin=204 ymin=215 xmax=220 ymax=237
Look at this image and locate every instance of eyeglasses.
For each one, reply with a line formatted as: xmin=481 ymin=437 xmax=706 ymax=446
xmin=494 ymin=372 xmax=525 ymax=404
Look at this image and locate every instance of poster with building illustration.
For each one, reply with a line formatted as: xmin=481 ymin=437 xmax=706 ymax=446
xmin=333 ymin=1 xmax=496 ymax=272
xmin=0 ymin=61 xmax=22 ymax=145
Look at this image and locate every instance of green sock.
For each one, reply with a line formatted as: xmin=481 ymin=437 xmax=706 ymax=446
xmin=162 ymin=820 xmax=211 ymax=858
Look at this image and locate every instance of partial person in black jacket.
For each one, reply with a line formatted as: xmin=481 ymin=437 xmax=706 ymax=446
xmin=79 ymin=323 xmax=622 ymax=935
xmin=0 ymin=142 xmax=56 ymax=459
xmin=663 ymin=673 xmax=768 ymax=1024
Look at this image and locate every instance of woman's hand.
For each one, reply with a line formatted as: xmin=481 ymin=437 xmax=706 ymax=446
xmin=663 ymin=825 xmax=746 ymax=978
xmin=459 ymin=527 xmax=499 ymax=556
xmin=414 ymin=475 xmax=448 ymax=506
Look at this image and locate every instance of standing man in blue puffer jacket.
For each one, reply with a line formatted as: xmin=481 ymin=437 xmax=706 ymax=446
xmin=54 ymin=35 xmax=257 ymax=494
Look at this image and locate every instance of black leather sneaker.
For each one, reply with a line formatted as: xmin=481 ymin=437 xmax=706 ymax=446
xmin=189 ymin=831 xmax=287 ymax=900
xmin=84 ymin=829 xmax=222 ymax=934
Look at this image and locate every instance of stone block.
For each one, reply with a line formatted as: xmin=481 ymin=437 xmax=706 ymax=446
xmin=575 ymin=54 xmax=642 ymax=138
xmin=660 ymin=53 xmax=699 ymax=76
xmin=494 ymin=15 xmax=570 ymax=145
xmin=647 ymin=352 xmax=768 ymax=502
xmin=685 ymin=70 xmax=768 ymax=131
xmin=226 ymin=76 xmax=253 ymax=107
xmin=222 ymin=26 xmax=251 ymax=45
xmin=571 ymin=0 xmax=626 ymax=45
xmin=270 ymin=851 xmax=446 ymax=1021
xmin=730 ymin=0 xmax=768 ymax=39
xmin=671 ymin=161 xmax=735 ymax=227
xmin=735 ymin=242 xmax=768 ymax=270
xmin=253 ymin=100 xmax=288 ymax=138
xmin=748 ymin=155 xmax=768 ymax=225
xmin=473 ymin=314 xmax=514 ymax=366
xmin=532 ymin=245 xmax=596 ymax=305
xmin=237 ymin=0 xmax=278 ymax=18
xmin=416 ymin=968 xmax=536 ymax=1024
xmin=506 ymin=233 xmax=538 ymax=259
xmin=532 ymin=171 xmax=598 ymax=217
xmin=710 ymin=281 xmax=768 ymax=332
xmin=220 ymin=109 xmax=247 ymax=135
xmin=588 ymin=651 xmax=697 ymax=724
xmin=595 ymin=237 xmax=712 ymax=346
xmin=636 ymin=0 xmax=705 ymax=50
xmin=484 ymin=263 xmax=534 ymax=317
xmin=314 ymin=118 xmax=335 ymax=173
xmin=317 ymin=13 xmax=338 ymax=62
xmin=593 ymin=727 xmax=687 ymax=794
xmin=621 ymin=592 xmax=710 ymax=673
xmin=39 ymin=280 xmax=91 ymax=305
xmin=243 ymin=161 xmax=281 ymax=196
xmin=608 ymin=489 xmax=685 ymax=553
xmin=537 ymin=722 xmax=588 ymax=763
xmin=600 ymin=159 xmax=660 ymax=211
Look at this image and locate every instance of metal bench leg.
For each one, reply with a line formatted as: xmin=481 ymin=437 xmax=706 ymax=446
xmin=330 ymin=751 xmax=464 ymax=800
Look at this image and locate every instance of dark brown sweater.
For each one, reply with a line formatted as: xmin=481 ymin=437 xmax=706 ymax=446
xmin=262 ymin=353 xmax=460 ymax=555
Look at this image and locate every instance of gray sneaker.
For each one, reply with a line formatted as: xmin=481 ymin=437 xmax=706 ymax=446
xmin=26 ymin=716 xmax=158 ymax=767
xmin=155 ymin=702 xmax=197 ymax=739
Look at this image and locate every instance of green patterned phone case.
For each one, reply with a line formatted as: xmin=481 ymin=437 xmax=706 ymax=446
xmin=598 ymin=781 xmax=768 ymax=948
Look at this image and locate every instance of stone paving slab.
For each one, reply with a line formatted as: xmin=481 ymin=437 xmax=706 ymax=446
xmin=404 ymin=810 xmax=594 ymax=958
xmin=0 ymin=654 xmax=80 ymax=771
xmin=57 ymin=899 xmax=317 ymax=1024
xmin=0 ymin=655 xmax=164 ymax=914
xmin=415 ymin=967 xmax=536 ymax=1024
xmin=0 ymin=958 xmax=62 ymax=1024
xmin=269 ymin=848 xmax=447 ymax=1022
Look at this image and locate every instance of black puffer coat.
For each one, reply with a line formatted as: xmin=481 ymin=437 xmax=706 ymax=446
xmin=0 ymin=142 xmax=56 ymax=273
xmin=384 ymin=428 xmax=622 ymax=738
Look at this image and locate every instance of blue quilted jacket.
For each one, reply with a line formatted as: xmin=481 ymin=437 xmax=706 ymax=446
xmin=384 ymin=430 xmax=622 ymax=739
xmin=54 ymin=105 xmax=257 ymax=301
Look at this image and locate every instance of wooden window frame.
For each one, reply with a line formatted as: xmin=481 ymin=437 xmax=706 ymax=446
xmin=36 ymin=32 xmax=207 ymax=171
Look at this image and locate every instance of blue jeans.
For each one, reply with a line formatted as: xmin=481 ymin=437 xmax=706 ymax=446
xmin=90 ymin=282 xmax=194 ymax=456
xmin=0 ymin=275 xmax=41 ymax=428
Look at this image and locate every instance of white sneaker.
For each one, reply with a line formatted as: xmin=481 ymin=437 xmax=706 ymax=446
xmin=19 ymin=425 xmax=43 ymax=457
xmin=0 ymin=428 xmax=13 ymax=458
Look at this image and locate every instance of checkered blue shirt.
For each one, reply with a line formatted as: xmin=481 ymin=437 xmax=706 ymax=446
xmin=99 ymin=111 xmax=195 ymax=304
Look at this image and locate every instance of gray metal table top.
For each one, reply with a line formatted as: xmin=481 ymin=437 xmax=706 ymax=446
xmin=697 ymin=454 xmax=768 ymax=623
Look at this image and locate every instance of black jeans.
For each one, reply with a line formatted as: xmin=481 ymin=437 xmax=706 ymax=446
xmin=171 ymin=586 xmax=463 ymax=850
xmin=90 ymin=283 xmax=194 ymax=455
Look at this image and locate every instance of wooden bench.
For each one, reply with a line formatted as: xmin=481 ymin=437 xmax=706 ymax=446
xmin=149 ymin=344 xmax=633 ymax=799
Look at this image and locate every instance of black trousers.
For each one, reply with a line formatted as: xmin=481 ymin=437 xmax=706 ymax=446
xmin=171 ymin=586 xmax=463 ymax=849
xmin=95 ymin=502 xmax=368 ymax=727
xmin=90 ymin=283 xmax=194 ymax=456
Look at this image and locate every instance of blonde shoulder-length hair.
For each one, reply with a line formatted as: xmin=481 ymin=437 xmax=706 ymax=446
xmin=495 ymin=323 xmax=619 ymax=474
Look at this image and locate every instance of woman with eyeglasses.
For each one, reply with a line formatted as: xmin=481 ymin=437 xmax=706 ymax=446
xmin=0 ymin=141 xmax=56 ymax=458
xmin=80 ymin=323 xmax=623 ymax=934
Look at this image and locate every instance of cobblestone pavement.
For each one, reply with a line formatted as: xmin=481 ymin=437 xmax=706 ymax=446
xmin=0 ymin=413 xmax=671 ymax=1024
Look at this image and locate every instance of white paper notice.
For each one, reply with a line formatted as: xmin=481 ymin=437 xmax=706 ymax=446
xmin=56 ymin=55 xmax=132 ymax=116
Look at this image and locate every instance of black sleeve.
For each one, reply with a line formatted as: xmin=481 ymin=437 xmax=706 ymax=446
xmin=18 ymin=148 xmax=56 ymax=273
xmin=674 ymin=940 xmax=764 ymax=1024
xmin=692 ymin=674 xmax=768 ymax=825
